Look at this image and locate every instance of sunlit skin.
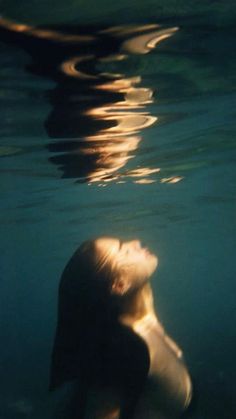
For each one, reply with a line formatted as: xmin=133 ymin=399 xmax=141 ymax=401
xmin=94 ymin=238 xmax=158 ymax=295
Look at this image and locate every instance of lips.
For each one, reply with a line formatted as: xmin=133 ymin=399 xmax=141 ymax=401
xmin=143 ymin=247 xmax=151 ymax=255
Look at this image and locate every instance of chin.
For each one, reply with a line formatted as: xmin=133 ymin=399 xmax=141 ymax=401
xmin=138 ymin=254 xmax=158 ymax=281
xmin=146 ymin=253 xmax=158 ymax=277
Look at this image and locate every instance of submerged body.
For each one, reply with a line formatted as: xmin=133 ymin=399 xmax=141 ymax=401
xmin=85 ymin=286 xmax=191 ymax=419
xmin=123 ymin=286 xmax=192 ymax=419
xmin=50 ymin=238 xmax=192 ymax=418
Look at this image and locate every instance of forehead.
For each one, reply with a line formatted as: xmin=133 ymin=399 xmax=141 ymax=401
xmin=94 ymin=237 xmax=120 ymax=256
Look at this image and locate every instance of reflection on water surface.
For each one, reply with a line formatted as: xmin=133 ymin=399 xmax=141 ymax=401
xmin=0 ymin=18 xmax=179 ymax=184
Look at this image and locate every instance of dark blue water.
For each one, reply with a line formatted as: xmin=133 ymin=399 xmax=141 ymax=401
xmin=0 ymin=2 xmax=236 ymax=418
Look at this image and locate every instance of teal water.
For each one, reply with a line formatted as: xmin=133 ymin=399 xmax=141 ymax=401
xmin=0 ymin=2 xmax=236 ymax=418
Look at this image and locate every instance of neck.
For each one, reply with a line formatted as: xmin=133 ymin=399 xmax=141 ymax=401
xmin=118 ymin=283 xmax=155 ymax=327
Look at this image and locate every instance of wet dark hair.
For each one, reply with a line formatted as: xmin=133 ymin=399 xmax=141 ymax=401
xmin=49 ymin=239 xmax=120 ymax=390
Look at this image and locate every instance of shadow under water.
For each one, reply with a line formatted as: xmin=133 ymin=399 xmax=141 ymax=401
xmin=0 ymin=18 xmax=178 ymax=183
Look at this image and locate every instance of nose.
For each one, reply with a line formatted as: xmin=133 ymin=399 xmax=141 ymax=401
xmin=130 ymin=240 xmax=141 ymax=249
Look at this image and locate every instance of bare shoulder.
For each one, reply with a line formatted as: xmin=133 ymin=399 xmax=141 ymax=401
xmin=132 ymin=315 xmax=192 ymax=416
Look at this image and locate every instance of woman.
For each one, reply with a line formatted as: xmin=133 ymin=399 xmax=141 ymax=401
xmin=50 ymin=238 xmax=192 ymax=418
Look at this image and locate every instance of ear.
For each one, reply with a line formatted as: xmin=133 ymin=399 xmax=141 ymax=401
xmin=111 ymin=276 xmax=130 ymax=296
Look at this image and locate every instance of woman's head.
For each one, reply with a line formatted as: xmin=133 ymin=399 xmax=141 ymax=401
xmin=94 ymin=237 xmax=158 ymax=296
xmin=50 ymin=237 xmax=157 ymax=390
xmin=60 ymin=237 xmax=158 ymax=302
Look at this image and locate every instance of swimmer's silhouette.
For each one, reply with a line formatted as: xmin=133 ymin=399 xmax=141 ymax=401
xmin=0 ymin=17 xmax=177 ymax=183
xmin=50 ymin=238 xmax=192 ymax=418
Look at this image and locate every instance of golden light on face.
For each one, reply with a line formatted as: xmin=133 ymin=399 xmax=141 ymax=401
xmin=94 ymin=237 xmax=158 ymax=295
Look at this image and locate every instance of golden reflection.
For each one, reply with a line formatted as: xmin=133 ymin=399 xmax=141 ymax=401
xmin=160 ymin=176 xmax=184 ymax=184
xmin=56 ymin=47 xmax=160 ymax=182
xmin=78 ymin=79 xmax=157 ymax=183
xmin=50 ymin=237 xmax=192 ymax=418
xmin=81 ymin=136 xmax=141 ymax=183
xmin=58 ymin=26 xmax=177 ymax=183
xmin=60 ymin=55 xmax=97 ymax=80
xmin=0 ymin=17 xmax=179 ymax=184
xmin=134 ymin=179 xmax=156 ymax=184
xmin=127 ymin=168 xmax=161 ymax=177
xmin=0 ymin=16 xmax=95 ymax=42
xmin=120 ymin=26 xmax=179 ymax=54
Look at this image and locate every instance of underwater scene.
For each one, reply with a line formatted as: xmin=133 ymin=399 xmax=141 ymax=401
xmin=0 ymin=1 xmax=236 ymax=418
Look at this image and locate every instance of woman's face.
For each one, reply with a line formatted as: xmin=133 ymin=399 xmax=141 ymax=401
xmin=94 ymin=237 xmax=158 ymax=294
